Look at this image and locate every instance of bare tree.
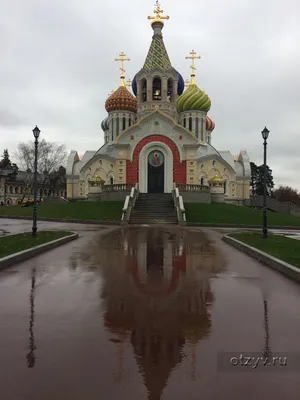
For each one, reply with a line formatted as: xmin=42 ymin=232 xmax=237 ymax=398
xmin=15 ymin=139 xmax=67 ymax=200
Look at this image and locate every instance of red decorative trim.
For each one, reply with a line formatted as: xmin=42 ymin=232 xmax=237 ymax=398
xmin=126 ymin=135 xmax=186 ymax=184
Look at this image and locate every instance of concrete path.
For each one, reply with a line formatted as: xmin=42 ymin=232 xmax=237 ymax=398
xmin=0 ymin=224 xmax=300 ymax=400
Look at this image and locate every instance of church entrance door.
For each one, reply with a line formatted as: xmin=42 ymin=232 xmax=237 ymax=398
xmin=147 ymin=150 xmax=164 ymax=193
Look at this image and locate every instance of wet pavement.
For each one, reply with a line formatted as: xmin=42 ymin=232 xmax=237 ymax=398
xmin=0 ymin=224 xmax=300 ymax=400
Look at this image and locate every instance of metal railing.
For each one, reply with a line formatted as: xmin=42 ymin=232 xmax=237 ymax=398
xmin=176 ymin=184 xmax=210 ymax=193
xmin=247 ymin=195 xmax=300 ymax=216
xmin=121 ymin=183 xmax=139 ymax=224
xmin=173 ymin=183 xmax=186 ymax=225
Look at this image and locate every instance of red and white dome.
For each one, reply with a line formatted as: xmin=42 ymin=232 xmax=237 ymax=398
xmin=105 ymin=86 xmax=137 ymax=113
xmin=206 ymin=116 xmax=215 ymax=132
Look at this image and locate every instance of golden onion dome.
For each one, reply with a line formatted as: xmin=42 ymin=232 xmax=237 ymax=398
xmin=105 ymin=86 xmax=137 ymax=113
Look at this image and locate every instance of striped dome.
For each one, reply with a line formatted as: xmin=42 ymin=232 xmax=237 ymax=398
xmin=105 ymin=86 xmax=137 ymax=113
xmin=177 ymin=84 xmax=211 ymax=113
xmin=101 ymin=116 xmax=109 ymax=131
xmin=206 ymin=116 xmax=215 ymax=131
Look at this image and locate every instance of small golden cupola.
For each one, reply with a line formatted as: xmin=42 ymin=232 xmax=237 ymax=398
xmin=104 ymin=52 xmax=137 ymax=142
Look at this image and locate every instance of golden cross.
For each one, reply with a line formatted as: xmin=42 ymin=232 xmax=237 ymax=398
xmin=184 ymin=79 xmax=190 ymax=87
xmin=115 ymin=52 xmax=130 ymax=87
xmin=185 ymin=50 xmax=201 ymax=84
xmin=148 ymin=1 xmax=170 ymax=25
xmin=126 ymin=79 xmax=132 ymax=90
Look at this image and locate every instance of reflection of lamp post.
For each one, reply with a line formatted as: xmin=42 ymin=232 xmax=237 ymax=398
xmin=262 ymin=298 xmax=271 ymax=359
xmin=261 ymin=127 xmax=270 ymax=239
xmin=27 ymin=268 xmax=36 ymax=368
xmin=32 ymin=126 xmax=40 ymax=237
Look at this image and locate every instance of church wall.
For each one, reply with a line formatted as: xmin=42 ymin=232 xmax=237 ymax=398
xmin=236 ymin=179 xmax=250 ymax=200
xmin=197 ymin=158 xmax=235 ymax=186
xmin=126 ymin=135 xmax=186 ymax=184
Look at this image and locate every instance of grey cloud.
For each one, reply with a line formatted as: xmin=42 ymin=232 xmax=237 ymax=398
xmin=1 ymin=0 xmax=299 ymax=189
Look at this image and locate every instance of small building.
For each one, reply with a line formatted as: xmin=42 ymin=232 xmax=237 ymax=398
xmin=0 ymin=169 xmax=66 ymax=205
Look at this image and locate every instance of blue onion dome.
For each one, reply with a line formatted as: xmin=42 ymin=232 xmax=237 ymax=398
xmin=132 ymin=75 xmax=138 ymax=96
xmin=101 ymin=116 xmax=109 ymax=131
xmin=131 ymin=70 xmax=184 ymax=96
xmin=174 ymin=69 xmax=184 ymax=95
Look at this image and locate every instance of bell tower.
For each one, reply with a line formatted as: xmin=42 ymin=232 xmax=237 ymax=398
xmin=134 ymin=2 xmax=182 ymax=119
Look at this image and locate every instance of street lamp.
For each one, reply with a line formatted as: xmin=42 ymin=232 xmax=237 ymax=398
xmin=261 ymin=127 xmax=270 ymax=238
xmin=32 ymin=126 xmax=40 ymax=237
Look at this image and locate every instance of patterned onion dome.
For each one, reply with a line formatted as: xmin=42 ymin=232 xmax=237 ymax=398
xmin=101 ymin=116 xmax=109 ymax=131
xmin=206 ymin=116 xmax=215 ymax=131
xmin=131 ymin=69 xmax=184 ymax=96
xmin=105 ymin=86 xmax=137 ymax=113
xmin=177 ymin=84 xmax=211 ymax=113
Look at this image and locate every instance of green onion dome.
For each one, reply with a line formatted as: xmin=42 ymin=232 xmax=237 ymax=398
xmin=177 ymin=84 xmax=211 ymax=113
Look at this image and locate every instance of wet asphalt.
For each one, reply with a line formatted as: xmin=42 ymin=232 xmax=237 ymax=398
xmin=0 ymin=221 xmax=300 ymax=400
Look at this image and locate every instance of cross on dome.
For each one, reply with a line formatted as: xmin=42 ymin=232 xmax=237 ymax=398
xmin=115 ymin=52 xmax=130 ymax=87
xmin=148 ymin=1 xmax=170 ymax=26
xmin=184 ymin=79 xmax=190 ymax=87
xmin=126 ymin=79 xmax=132 ymax=91
xmin=185 ymin=50 xmax=201 ymax=85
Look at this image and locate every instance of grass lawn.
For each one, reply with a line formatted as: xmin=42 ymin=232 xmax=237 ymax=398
xmin=229 ymin=232 xmax=300 ymax=268
xmin=0 ymin=201 xmax=123 ymax=221
xmin=0 ymin=231 xmax=73 ymax=258
xmin=185 ymin=203 xmax=300 ymax=227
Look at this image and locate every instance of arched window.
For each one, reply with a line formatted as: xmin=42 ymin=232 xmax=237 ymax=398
xmin=188 ymin=117 xmax=192 ymax=131
xmin=200 ymin=177 xmax=204 ymax=186
xmin=195 ymin=117 xmax=199 ymax=138
xmin=167 ymin=78 xmax=173 ymax=101
xmin=183 ymin=117 xmax=186 ymax=128
xmin=129 ymin=118 xmax=131 ymax=127
xmin=111 ymin=118 xmax=114 ymax=141
xmin=122 ymin=117 xmax=126 ymax=131
xmin=9 ymin=186 xmax=13 ymax=194
xmin=15 ymin=186 xmax=19 ymax=194
xmin=110 ymin=176 xmax=114 ymax=185
xmin=141 ymin=79 xmax=147 ymax=102
xmin=224 ymin=180 xmax=227 ymax=194
xmin=153 ymin=77 xmax=162 ymax=100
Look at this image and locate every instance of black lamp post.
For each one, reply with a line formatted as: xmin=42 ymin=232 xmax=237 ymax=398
xmin=261 ymin=127 xmax=270 ymax=238
xmin=32 ymin=126 xmax=40 ymax=237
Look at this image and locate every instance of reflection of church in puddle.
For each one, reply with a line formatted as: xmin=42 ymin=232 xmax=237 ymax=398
xmin=91 ymin=227 xmax=226 ymax=399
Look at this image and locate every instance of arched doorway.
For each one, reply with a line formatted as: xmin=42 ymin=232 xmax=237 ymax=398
xmin=148 ymin=150 xmax=164 ymax=193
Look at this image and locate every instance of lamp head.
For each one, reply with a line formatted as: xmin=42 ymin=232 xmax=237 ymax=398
xmin=32 ymin=126 xmax=40 ymax=139
xmin=261 ymin=127 xmax=269 ymax=140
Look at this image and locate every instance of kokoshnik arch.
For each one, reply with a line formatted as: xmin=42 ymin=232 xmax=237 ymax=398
xmin=66 ymin=2 xmax=251 ymax=201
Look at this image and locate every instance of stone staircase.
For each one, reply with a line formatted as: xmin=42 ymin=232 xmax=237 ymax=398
xmin=129 ymin=193 xmax=178 ymax=224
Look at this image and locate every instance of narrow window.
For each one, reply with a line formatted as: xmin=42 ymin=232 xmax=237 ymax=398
xmin=189 ymin=117 xmax=192 ymax=131
xmin=195 ymin=117 xmax=199 ymax=138
xmin=122 ymin=117 xmax=126 ymax=131
xmin=116 ymin=117 xmax=120 ymax=137
xmin=200 ymin=177 xmax=204 ymax=186
xmin=183 ymin=117 xmax=186 ymax=128
xmin=111 ymin=118 xmax=114 ymax=141
xmin=110 ymin=176 xmax=114 ymax=185
xmin=201 ymin=118 xmax=204 ymax=141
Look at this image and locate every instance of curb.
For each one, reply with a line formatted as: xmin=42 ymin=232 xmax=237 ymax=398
xmin=0 ymin=232 xmax=79 ymax=270
xmin=187 ymin=223 xmax=300 ymax=230
xmin=0 ymin=215 xmax=121 ymax=225
xmin=222 ymin=235 xmax=300 ymax=284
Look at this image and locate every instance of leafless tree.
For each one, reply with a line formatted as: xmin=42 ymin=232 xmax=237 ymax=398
xmin=15 ymin=139 xmax=67 ymax=200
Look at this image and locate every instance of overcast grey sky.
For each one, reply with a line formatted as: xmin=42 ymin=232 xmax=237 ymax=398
xmin=1 ymin=0 xmax=300 ymax=189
